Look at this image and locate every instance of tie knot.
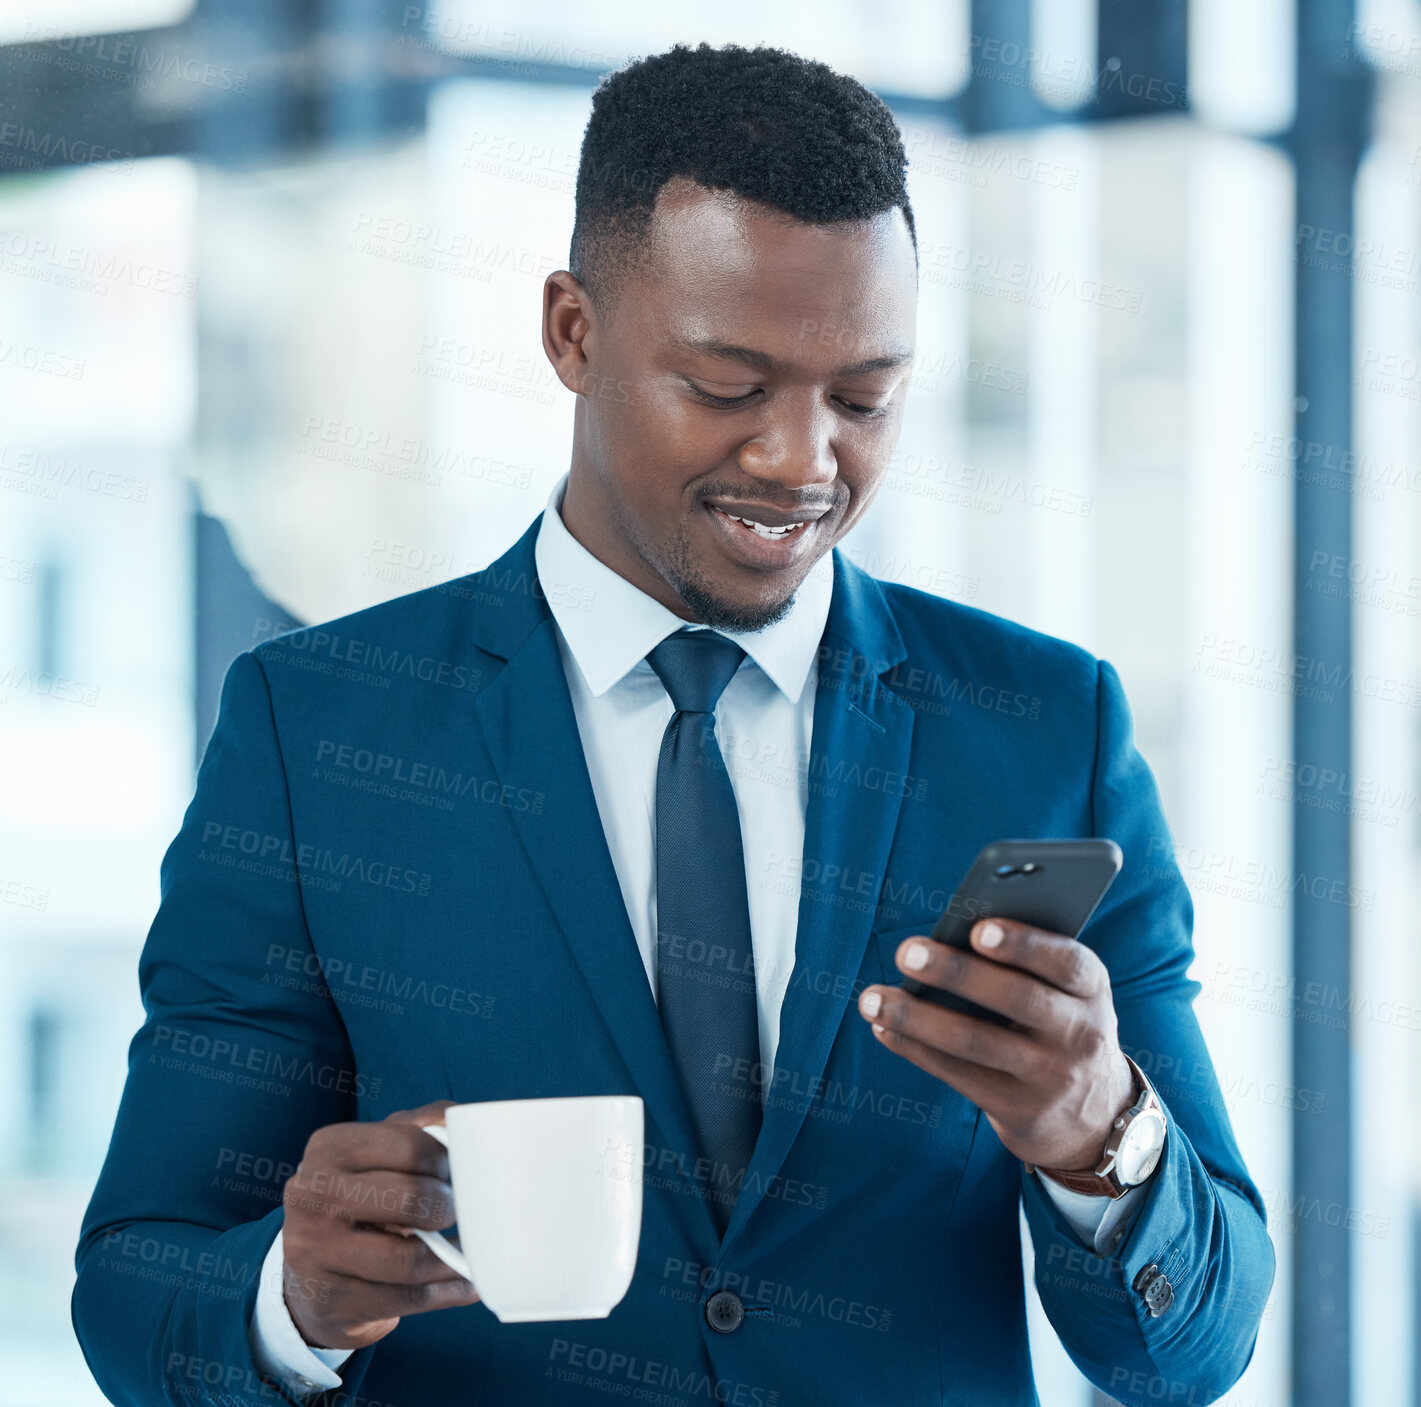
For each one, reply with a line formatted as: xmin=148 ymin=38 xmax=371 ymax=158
xmin=647 ymin=628 xmax=746 ymax=715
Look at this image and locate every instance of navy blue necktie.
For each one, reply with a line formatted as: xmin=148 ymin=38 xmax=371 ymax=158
xmin=646 ymin=627 xmax=762 ymax=1232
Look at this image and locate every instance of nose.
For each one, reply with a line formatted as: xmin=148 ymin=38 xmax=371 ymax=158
xmin=737 ymin=389 xmax=837 ymax=490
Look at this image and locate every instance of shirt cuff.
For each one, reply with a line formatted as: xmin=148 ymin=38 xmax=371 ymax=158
xmin=250 ymin=1228 xmax=354 ymax=1398
xmin=1034 ymin=1166 xmax=1156 ymax=1256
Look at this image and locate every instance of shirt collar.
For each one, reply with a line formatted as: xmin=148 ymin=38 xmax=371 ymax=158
xmin=533 ymin=470 xmax=833 ymax=702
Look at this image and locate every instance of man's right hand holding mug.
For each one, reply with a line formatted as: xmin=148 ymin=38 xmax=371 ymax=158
xmin=281 ymin=1100 xmax=480 ymax=1350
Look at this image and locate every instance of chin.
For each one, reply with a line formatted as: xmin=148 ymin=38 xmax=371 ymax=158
xmin=673 ymin=573 xmax=796 ymax=634
xmin=641 ymin=519 xmax=804 ymax=633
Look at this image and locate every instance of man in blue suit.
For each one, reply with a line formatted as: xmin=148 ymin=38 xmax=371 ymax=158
xmin=75 ymin=41 xmax=1273 ymax=1407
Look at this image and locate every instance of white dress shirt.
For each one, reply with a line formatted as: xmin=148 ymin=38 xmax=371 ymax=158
xmin=250 ymin=470 xmax=1150 ymax=1395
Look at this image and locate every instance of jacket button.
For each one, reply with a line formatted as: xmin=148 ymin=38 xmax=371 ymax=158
xmin=705 ymin=1290 xmax=745 ymax=1333
xmin=1133 ymin=1263 xmax=1175 ymax=1318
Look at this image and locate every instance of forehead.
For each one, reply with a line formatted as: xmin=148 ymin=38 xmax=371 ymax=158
xmin=637 ymin=178 xmax=918 ymax=365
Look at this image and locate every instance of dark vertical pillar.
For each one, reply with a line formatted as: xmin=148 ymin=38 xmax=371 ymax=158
xmin=193 ymin=507 xmax=300 ymax=763
xmin=320 ymin=0 xmax=430 ymax=144
xmin=189 ymin=0 xmax=321 ymax=160
xmin=1289 ymin=4 xmax=1372 ymax=1404
xmin=1094 ymin=0 xmax=1189 ymax=119
xmin=964 ymin=0 xmax=1048 ymax=132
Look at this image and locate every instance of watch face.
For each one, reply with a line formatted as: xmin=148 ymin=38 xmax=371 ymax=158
xmin=1115 ymin=1110 xmax=1167 ymax=1185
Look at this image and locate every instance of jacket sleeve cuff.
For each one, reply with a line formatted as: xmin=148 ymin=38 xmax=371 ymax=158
xmin=1023 ymin=1088 xmax=1272 ymax=1376
xmin=249 ymin=1230 xmax=352 ymax=1398
xmin=1033 ymin=1163 xmax=1158 ymax=1256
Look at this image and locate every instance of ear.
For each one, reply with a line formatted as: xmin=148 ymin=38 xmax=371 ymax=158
xmin=541 ymin=269 xmax=596 ymax=396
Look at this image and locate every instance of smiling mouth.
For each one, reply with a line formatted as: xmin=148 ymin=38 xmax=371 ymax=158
xmin=707 ymin=503 xmax=829 ymax=542
xmin=707 ymin=505 xmax=816 ymax=539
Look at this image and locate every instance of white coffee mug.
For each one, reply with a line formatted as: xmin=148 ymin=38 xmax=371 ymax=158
xmin=411 ymin=1094 xmax=644 ymax=1323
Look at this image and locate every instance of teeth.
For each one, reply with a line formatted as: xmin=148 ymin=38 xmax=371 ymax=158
xmin=716 ymin=508 xmax=805 ymax=540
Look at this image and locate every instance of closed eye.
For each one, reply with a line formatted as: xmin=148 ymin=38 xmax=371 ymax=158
xmin=685 ymin=382 xmax=759 ymax=409
xmin=835 ymin=398 xmax=890 ymax=420
xmin=684 ymin=380 xmax=890 ymax=419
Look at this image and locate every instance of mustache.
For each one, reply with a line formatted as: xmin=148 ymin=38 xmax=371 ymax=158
xmin=696 ymin=489 xmax=842 ymax=516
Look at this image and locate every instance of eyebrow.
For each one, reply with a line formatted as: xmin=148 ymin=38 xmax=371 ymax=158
xmin=674 ymin=336 xmax=913 ymax=378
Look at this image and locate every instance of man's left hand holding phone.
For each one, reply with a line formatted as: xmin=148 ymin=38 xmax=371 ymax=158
xmin=855 ymin=902 xmax=1137 ymax=1179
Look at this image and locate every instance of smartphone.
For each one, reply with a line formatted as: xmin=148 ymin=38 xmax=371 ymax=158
xmin=897 ymin=839 xmax=1123 ymax=1026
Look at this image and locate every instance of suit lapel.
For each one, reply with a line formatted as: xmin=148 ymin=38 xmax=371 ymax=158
xmin=721 ymin=548 xmax=916 ymax=1248
xmin=461 ymin=518 xmax=718 ymax=1249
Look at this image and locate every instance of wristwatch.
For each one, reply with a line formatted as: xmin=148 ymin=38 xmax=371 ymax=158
xmin=1026 ymin=1054 xmax=1167 ymax=1198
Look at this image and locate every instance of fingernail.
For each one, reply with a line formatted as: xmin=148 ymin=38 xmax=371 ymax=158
xmin=872 ymin=1023 xmax=885 ymax=1035
xmin=903 ymin=942 xmax=930 ymax=971
xmin=860 ymin=990 xmax=882 ymax=1019
xmin=977 ymin=922 xmax=1004 ymax=949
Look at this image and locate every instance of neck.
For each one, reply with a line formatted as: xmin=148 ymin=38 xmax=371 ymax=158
xmin=559 ymin=464 xmax=699 ymax=622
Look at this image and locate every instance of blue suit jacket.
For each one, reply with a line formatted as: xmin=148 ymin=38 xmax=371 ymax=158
xmin=74 ymin=515 xmax=1274 ymax=1406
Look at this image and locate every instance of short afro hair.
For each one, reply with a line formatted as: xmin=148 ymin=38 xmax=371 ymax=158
xmin=569 ymin=42 xmax=916 ymax=316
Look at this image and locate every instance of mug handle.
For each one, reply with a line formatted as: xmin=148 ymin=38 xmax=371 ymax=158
xmin=409 ymin=1124 xmax=477 ymax=1287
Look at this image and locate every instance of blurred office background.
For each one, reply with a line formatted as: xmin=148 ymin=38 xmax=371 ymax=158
xmin=0 ymin=1 xmax=1417 ymax=1403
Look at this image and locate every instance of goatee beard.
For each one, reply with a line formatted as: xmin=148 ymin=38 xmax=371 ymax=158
xmin=653 ymin=521 xmax=801 ymax=633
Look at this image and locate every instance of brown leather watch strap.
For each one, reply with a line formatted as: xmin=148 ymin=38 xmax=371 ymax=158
xmin=1037 ymin=1161 xmax=1132 ymax=1198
